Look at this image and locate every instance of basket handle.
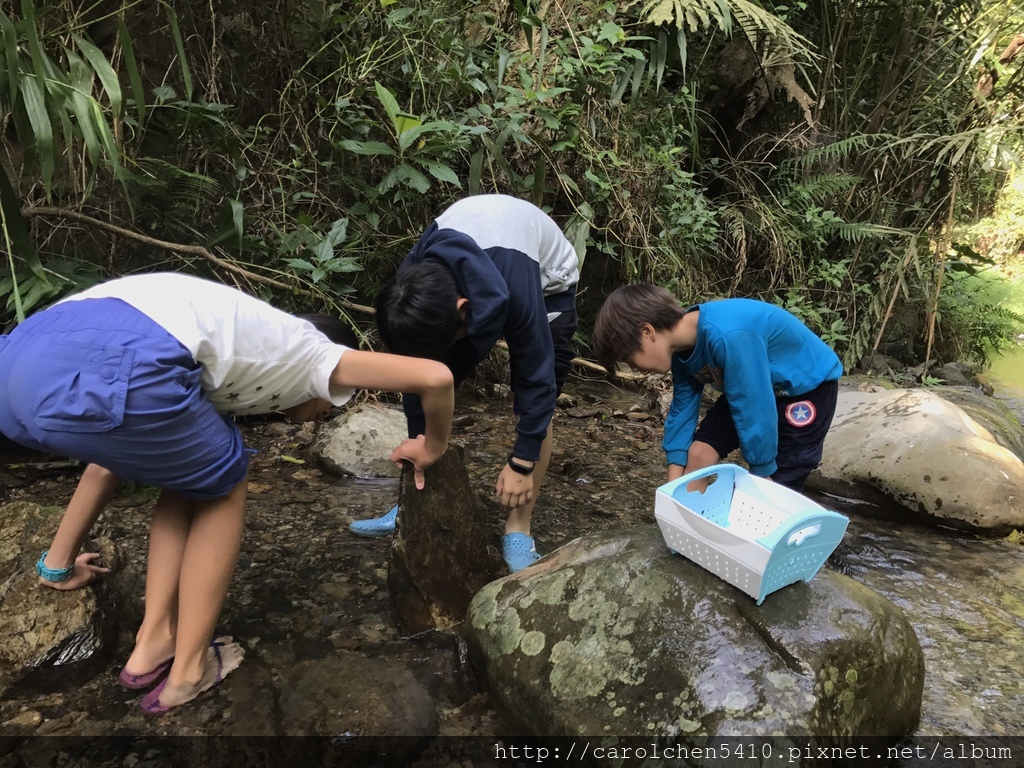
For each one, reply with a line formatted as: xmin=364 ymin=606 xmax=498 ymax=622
xmin=670 ymin=463 xmax=746 ymax=494
xmin=786 ymin=522 xmax=822 ymax=546
xmin=757 ymin=511 xmax=849 ymax=552
xmin=659 ymin=464 xmax=743 ymax=510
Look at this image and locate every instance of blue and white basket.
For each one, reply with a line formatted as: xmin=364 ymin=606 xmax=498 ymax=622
xmin=655 ymin=464 xmax=848 ymax=605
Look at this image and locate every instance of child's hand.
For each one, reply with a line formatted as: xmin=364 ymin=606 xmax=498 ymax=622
xmin=390 ymin=435 xmax=446 ymax=489
xmin=38 ymin=553 xmax=109 ymax=591
xmin=495 ymin=465 xmax=535 ymax=510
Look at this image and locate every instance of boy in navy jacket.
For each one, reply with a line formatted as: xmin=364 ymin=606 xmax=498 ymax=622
xmin=348 ymin=195 xmax=580 ymax=571
xmin=593 ymin=284 xmax=842 ymax=491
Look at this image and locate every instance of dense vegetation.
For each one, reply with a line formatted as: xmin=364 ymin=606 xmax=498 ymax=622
xmin=1 ymin=0 xmax=1022 ymax=370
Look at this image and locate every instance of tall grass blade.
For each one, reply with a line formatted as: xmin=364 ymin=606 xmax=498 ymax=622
xmin=19 ymin=75 xmax=54 ymax=190
xmin=116 ymin=17 xmax=146 ymax=123
xmin=469 ymin=149 xmax=484 ymax=194
xmin=159 ymin=1 xmax=193 ymax=102
xmin=0 ymin=10 xmax=18 ymax=103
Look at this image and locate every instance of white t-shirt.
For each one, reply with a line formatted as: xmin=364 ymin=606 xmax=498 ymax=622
xmin=61 ymin=273 xmax=355 ymax=415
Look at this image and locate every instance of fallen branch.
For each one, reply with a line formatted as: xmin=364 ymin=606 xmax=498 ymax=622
xmin=20 ymin=205 xmax=376 ymax=315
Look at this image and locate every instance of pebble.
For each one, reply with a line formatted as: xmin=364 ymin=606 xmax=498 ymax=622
xmin=4 ymin=709 xmax=43 ymax=727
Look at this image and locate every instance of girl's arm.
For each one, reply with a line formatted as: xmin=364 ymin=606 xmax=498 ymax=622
xmin=329 ymin=350 xmax=454 ymax=487
xmin=39 ymin=463 xmax=116 ymax=590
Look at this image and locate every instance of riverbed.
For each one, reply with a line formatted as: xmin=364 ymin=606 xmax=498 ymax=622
xmin=0 ymin=375 xmax=1021 ymax=757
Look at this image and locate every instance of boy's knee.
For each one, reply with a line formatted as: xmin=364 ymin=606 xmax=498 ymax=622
xmin=83 ymin=464 xmax=118 ymax=483
xmin=688 ymin=441 xmax=721 ymax=467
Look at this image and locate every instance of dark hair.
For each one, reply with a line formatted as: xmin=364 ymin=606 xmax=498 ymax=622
xmin=592 ymin=284 xmax=686 ymax=372
xmin=375 ymin=261 xmax=462 ymax=359
xmin=297 ymin=313 xmax=360 ymax=349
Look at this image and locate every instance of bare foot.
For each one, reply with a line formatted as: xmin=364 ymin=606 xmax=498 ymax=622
xmin=140 ymin=636 xmax=244 ymax=713
xmin=123 ymin=639 xmax=176 ymax=678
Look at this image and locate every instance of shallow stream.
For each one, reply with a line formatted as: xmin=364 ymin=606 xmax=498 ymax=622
xmin=0 ymin=377 xmax=1021 ymax=748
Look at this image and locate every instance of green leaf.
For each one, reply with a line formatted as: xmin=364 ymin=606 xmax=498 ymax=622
xmin=116 ymin=17 xmax=146 ymax=123
xmin=676 ymin=27 xmax=687 ymax=74
xmin=326 ymin=218 xmax=349 ymax=247
xmin=338 ymin=139 xmax=397 ymax=157
xmin=229 ymin=198 xmax=243 ymax=243
xmin=597 ymin=22 xmax=624 ymax=45
xmin=654 ymin=30 xmax=667 ymax=92
xmin=159 ymin=2 xmax=193 ymax=102
xmin=0 ymin=10 xmax=19 ymax=104
xmin=556 ymin=172 xmax=581 ymax=195
xmin=74 ymin=35 xmax=122 ymax=118
xmin=0 ymin=164 xmax=45 ymax=282
xmin=20 ymin=1 xmax=47 ymax=86
xmin=284 ymin=258 xmax=315 ymax=271
xmin=418 ymin=159 xmax=461 ymax=186
xmin=397 ymin=121 xmax=429 ymax=154
xmin=610 ymin=67 xmax=631 ymax=105
xmin=312 ymin=238 xmax=334 ymax=263
xmin=403 ymin=165 xmax=430 ymax=193
xmin=64 ymin=50 xmax=102 ymax=166
xmin=152 ymin=85 xmax=177 ymax=102
xmin=532 ymin=152 xmax=546 ymax=206
xmin=20 ymin=75 xmax=54 ymax=190
xmin=468 ymin=149 xmax=484 ymax=194
xmin=394 ymin=113 xmax=421 ymax=136
xmin=374 ymin=81 xmax=401 ymax=132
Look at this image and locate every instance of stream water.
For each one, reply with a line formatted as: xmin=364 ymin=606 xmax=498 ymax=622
xmin=987 ymin=343 xmax=1024 ymax=423
xmin=818 ymin=496 xmax=1024 ymax=736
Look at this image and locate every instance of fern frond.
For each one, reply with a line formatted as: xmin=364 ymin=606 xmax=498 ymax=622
xmin=785 ymin=172 xmax=862 ymax=202
xmin=638 ymin=0 xmax=816 ymax=64
xmin=780 ymin=133 xmax=888 ymax=172
xmin=823 ymin=220 xmax=907 ymax=242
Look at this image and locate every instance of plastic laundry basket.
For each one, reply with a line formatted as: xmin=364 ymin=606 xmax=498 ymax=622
xmin=654 ymin=464 xmax=848 ymax=605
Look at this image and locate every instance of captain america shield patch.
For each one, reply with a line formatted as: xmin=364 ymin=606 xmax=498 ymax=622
xmin=785 ymin=400 xmax=817 ymax=427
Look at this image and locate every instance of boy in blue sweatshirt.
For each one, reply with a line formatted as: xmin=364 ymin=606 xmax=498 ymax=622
xmin=348 ymin=195 xmax=580 ymax=571
xmin=593 ymin=284 xmax=842 ymax=491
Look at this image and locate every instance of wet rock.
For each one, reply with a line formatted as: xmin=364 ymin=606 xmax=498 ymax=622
xmin=388 ymin=447 xmax=505 ymax=633
xmin=279 ymin=653 xmax=438 ymax=763
xmin=854 ymin=352 xmax=901 ymax=377
xmin=223 ymin=656 xmax=278 ymax=736
xmin=809 ymin=388 xmax=1024 ymax=532
xmin=565 ymin=406 xmax=602 ymax=419
xmin=466 ymin=526 xmax=923 ymax=747
xmin=928 ymin=361 xmax=976 ymax=388
xmin=311 ymin=404 xmax=407 ymax=478
xmin=556 ymin=392 xmax=578 ymax=408
xmin=0 ymin=502 xmax=127 ymax=695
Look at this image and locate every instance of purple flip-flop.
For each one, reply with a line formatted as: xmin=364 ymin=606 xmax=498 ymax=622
xmin=140 ymin=639 xmax=226 ymax=715
xmin=118 ymin=658 xmax=173 ymax=690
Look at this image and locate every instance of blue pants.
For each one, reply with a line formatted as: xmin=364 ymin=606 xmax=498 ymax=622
xmin=693 ymin=379 xmax=839 ymax=491
xmin=0 ymin=298 xmax=249 ymax=499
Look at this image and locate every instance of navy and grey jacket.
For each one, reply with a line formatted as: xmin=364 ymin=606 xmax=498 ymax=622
xmin=401 ymin=195 xmax=579 ymax=461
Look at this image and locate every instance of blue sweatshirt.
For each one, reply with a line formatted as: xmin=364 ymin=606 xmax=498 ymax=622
xmin=665 ymin=298 xmax=843 ymax=476
xmin=400 ymin=195 xmax=579 ymax=461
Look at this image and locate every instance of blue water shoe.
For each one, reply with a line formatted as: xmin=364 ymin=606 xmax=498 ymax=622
xmin=502 ymin=533 xmax=541 ymax=572
xmin=348 ymin=505 xmax=399 ymax=538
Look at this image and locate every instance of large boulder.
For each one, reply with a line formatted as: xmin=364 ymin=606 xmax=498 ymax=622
xmin=0 ymin=502 xmax=126 ymax=695
xmin=388 ymin=447 xmax=506 ymax=633
xmin=311 ymin=404 xmax=408 ymax=478
xmin=466 ymin=527 xmax=923 ymax=747
xmin=809 ymin=388 xmax=1024 ymax=532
